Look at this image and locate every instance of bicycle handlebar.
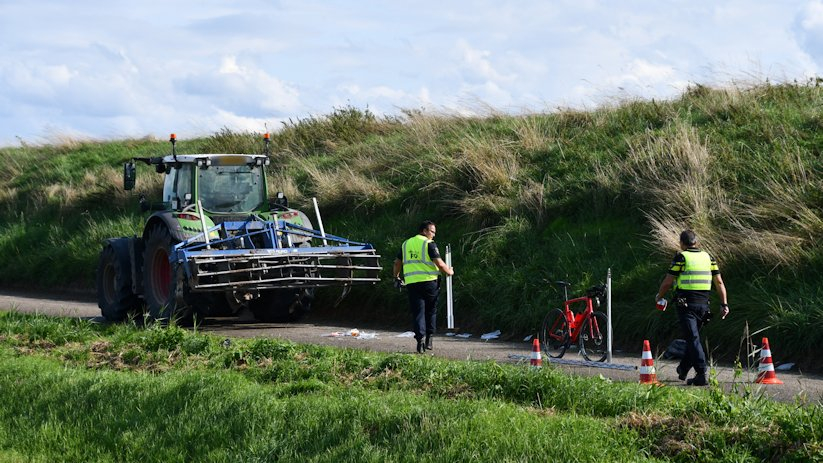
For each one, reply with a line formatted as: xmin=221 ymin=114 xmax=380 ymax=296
xmin=549 ymin=280 xmax=606 ymax=306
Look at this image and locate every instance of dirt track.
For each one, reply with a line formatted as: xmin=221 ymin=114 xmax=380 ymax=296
xmin=1 ymin=290 xmax=821 ymax=405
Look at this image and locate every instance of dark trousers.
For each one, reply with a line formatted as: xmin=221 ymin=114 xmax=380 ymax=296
xmin=676 ymin=300 xmax=709 ymax=376
xmin=407 ymin=280 xmax=439 ymax=341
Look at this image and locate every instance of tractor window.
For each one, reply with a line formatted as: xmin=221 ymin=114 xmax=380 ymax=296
xmin=176 ymin=166 xmax=193 ymax=206
xmin=162 ymin=169 xmax=175 ymax=204
xmin=198 ymin=165 xmax=265 ymax=213
xmin=162 ymin=165 xmax=194 ymax=207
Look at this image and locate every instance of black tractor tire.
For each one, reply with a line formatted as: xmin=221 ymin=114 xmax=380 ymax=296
xmin=96 ymin=240 xmax=140 ymax=322
xmin=250 ymin=288 xmax=315 ymax=322
xmin=143 ymin=225 xmax=193 ymax=324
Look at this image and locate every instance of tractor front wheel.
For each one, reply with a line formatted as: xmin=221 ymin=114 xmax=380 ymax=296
xmin=143 ymin=225 xmax=192 ymax=324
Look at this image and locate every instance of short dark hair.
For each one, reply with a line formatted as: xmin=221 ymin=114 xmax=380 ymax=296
xmin=679 ymin=229 xmax=697 ymax=247
xmin=418 ymin=220 xmax=435 ymax=233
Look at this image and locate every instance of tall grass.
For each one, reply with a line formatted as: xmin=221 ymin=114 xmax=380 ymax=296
xmin=267 ymin=106 xmax=401 ymax=157
xmin=0 ymin=81 xmax=822 ymax=368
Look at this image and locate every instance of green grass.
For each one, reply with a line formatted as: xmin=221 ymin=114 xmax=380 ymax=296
xmin=0 ymin=355 xmax=655 ymax=463
xmin=1 ymin=83 xmax=822 ymax=370
xmin=0 ymin=311 xmax=820 ymax=462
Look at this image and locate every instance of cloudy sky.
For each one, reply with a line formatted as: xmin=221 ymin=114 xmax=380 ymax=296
xmin=1 ymin=0 xmax=822 ymax=147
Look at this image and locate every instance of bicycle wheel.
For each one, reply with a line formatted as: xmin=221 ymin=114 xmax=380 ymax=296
xmin=540 ymin=308 xmax=570 ymax=358
xmin=580 ymin=311 xmax=608 ymax=362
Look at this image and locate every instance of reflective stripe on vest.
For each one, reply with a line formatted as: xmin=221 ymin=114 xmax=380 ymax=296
xmin=402 ymin=235 xmax=439 ymax=284
xmin=676 ymin=250 xmax=712 ymax=291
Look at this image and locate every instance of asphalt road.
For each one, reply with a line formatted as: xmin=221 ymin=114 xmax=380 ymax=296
xmin=1 ymin=290 xmax=821 ymax=405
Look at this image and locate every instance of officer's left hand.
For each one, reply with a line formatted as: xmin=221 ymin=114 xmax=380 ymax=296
xmin=721 ymin=305 xmax=730 ymax=319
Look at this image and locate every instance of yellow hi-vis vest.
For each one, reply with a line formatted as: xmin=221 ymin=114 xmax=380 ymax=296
xmin=402 ymin=234 xmax=439 ymax=284
xmin=676 ymin=250 xmax=713 ymax=291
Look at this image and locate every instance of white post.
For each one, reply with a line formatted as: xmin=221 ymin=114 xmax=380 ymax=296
xmin=606 ymin=267 xmax=613 ymax=363
xmin=197 ymin=200 xmax=211 ymax=249
xmin=445 ymin=244 xmax=454 ymax=330
xmin=311 ymin=197 xmax=328 ymax=246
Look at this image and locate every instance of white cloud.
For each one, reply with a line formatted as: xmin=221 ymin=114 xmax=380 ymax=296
xmin=219 ymin=56 xmax=243 ymax=75
xmin=801 ymin=0 xmax=823 ymax=28
xmin=613 ymin=59 xmax=677 ymax=87
xmin=175 ymin=56 xmax=301 ymax=117
xmin=339 ymin=84 xmax=410 ymax=101
xmin=456 ymin=39 xmax=516 ymax=84
xmin=42 ymin=65 xmax=75 ymax=86
xmin=1 ymin=0 xmax=822 ymax=147
xmin=569 ymin=59 xmax=683 ymax=104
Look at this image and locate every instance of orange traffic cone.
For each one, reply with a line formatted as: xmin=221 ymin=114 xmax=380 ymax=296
xmin=530 ymin=338 xmax=542 ymax=368
xmin=755 ymin=337 xmax=783 ymax=384
xmin=639 ymin=340 xmax=661 ymax=385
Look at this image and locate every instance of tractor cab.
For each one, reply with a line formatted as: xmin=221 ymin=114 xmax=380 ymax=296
xmin=125 ymin=152 xmax=270 ymax=215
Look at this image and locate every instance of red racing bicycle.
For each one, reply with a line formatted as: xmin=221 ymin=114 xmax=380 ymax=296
xmin=539 ymin=281 xmax=609 ymax=362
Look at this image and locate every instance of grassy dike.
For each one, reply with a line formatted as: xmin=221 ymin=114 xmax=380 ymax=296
xmin=0 ymin=82 xmax=822 ymax=369
xmin=0 ymin=311 xmax=820 ymax=462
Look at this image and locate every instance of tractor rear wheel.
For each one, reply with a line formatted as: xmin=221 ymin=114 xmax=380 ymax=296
xmin=250 ymin=288 xmax=314 ymax=322
xmin=96 ymin=240 xmax=139 ymax=321
xmin=143 ymin=225 xmax=192 ymax=324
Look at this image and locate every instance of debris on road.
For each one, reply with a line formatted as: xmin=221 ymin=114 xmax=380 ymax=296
xmin=481 ymin=330 xmax=501 ymax=340
xmin=322 ymin=328 xmax=378 ymax=338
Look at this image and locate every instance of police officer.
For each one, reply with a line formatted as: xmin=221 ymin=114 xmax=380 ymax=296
xmin=655 ymin=229 xmax=729 ymax=386
xmin=393 ymin=221 xmax=454 ymax=354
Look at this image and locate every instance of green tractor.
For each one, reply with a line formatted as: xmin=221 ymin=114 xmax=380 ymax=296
xmin=96 ymin=134 xmax=381 ymax=323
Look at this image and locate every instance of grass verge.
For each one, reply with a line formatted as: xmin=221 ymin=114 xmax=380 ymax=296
xmin=0 ymin=311 xmax=820 ymax=462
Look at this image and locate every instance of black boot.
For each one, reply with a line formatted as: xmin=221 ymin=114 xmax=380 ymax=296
xmin=416 ymin=340 xmax=425 ymax=354
xmin=686 ymin=374 xmax=708 ymax=386
xmin=425 ymin=334 xmax=433 ymax=350
xmin=676 ymin=364 xmax=688 ymax=381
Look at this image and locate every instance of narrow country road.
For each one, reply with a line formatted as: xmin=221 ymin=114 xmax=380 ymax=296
xmin=1 ymin=290 xmax=820 ymax=405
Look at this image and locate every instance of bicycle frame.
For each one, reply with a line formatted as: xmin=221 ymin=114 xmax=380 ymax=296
xmin=560 ymin=295 xmax=596 ymax=343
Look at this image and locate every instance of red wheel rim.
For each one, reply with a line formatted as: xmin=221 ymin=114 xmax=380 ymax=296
xmin=151 ymin=248 xmax=171 ymax=301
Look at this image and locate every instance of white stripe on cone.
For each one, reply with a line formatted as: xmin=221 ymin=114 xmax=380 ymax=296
xmin=530 ymin=340 xmax=542 ymax=367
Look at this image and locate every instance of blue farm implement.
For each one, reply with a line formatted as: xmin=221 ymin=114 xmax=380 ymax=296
xmin=96 ymin=134 xmax=381 ymax=323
